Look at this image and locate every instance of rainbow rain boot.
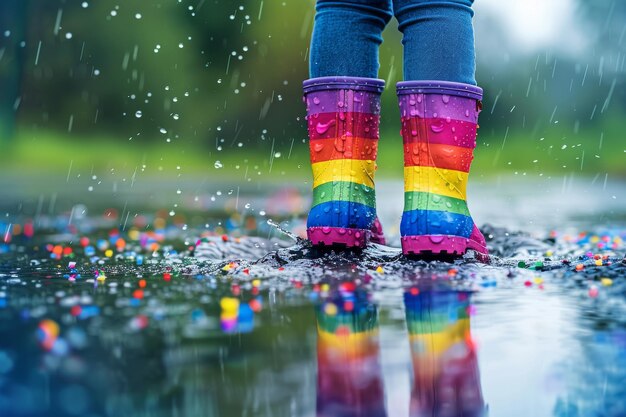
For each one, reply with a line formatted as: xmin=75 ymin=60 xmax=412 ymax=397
xmin=397 ymin=81 xmax=488 ymax=261
xmin=303 ymin=76 xmax=386 ymax=248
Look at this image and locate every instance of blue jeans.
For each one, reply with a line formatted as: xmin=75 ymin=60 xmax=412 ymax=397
xmin=309 ymin=0 xmax=476 ymax=85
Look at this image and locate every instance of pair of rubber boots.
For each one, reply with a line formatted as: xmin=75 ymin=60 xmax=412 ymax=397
xmin=304 ymin=76 xmax=488 ymax=262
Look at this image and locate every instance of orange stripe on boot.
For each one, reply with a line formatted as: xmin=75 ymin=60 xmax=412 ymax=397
xmin=310 ymin=136 xmax=379 ymax=163
xmin=403 ymin=142 xmax=474 ymax=172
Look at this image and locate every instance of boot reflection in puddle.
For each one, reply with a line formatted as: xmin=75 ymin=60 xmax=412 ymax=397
xmin=405 ymin=289 xmax=485 ymax=417
xmin=316 ymin=285 xmax=387 ymax=417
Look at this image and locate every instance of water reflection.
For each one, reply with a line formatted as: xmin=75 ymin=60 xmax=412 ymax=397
xmin=315 ymin=284 xmax=485 ymax=417
xmin=405 ymin=289 xmax=485 ymax=417
xmin=316 ymin=286 xmax=386 ymax=417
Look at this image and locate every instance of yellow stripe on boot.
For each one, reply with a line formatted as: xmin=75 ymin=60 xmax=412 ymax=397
xmin=312 ymin=159 xmax=377 ymax=189
xmin=403 ymin=166 xmax=468 ymax=201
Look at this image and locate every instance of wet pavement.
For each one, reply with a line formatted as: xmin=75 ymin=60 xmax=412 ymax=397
xmin=0 ymin=174 xmax=625 ymax=417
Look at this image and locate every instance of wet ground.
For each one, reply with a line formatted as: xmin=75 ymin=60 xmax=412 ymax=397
xmin=1 ymin=174 xmax=625 ymax=417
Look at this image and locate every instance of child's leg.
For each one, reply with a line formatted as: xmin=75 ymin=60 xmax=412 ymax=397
xmin=392 ymin=0 xmax=476 ymax=84
xmin=310 ymin=0 xmax=393 ymax=78
xmin=392 ymin=0 xmax=488 ymax=260
xmin=304 ymin=1 xmax=392 ymax=248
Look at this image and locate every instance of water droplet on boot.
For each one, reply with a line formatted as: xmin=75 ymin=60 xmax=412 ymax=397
xmin=316 ymin=120 xmax=335 ymax=134
xmin=313 ymin=97 xmax=320 ymax=105
xmin=442 ymin=95 xmax=450 ymax=104
xmin=429 ymin=235 xmax=445 ymax=244
xmin=429 ymin=235 xmax=444 ymax=244
xmin=430 ymin=122 xmax=444 ymax=133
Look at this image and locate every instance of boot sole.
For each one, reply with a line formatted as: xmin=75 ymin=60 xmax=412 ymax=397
xmin=401 ymin=235 xmax=489 ymax=263
xmin=307 ymin=227 xmax=370 ymax=249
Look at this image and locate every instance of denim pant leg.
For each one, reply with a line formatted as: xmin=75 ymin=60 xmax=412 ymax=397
xmin=392 ymin=0 xmax=477 ymax=84
xmin=310 ymin=0 xmax=393 ymax=78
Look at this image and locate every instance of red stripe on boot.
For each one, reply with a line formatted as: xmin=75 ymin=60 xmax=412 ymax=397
xmin=310 ymin=136 xmax=379 ymax=163
xmin=400 ymin=117 xmax=477 ymax=148
xmin=308 ymin=112 xmax=379 ymax=140
xmin=403 ymin=142 xmax=473 ymax=172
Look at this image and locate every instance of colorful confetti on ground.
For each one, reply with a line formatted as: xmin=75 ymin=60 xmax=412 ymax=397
xmin=0 ymin=207 xmax=625 ymax=416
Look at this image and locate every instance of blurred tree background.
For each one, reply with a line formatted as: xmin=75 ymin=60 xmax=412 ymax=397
xmin=0 ymin=0 xmax=624 ymax=177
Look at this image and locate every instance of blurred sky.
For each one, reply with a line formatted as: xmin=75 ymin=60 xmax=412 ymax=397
xmin=476 ymin=0 xmax=587 ymax=55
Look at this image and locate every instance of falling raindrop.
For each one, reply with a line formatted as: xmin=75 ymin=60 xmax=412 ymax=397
xmin=214 ymin=161 xmax=223 ymax=169
xmin=135 ymin=111 xmax=142 ymax=118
